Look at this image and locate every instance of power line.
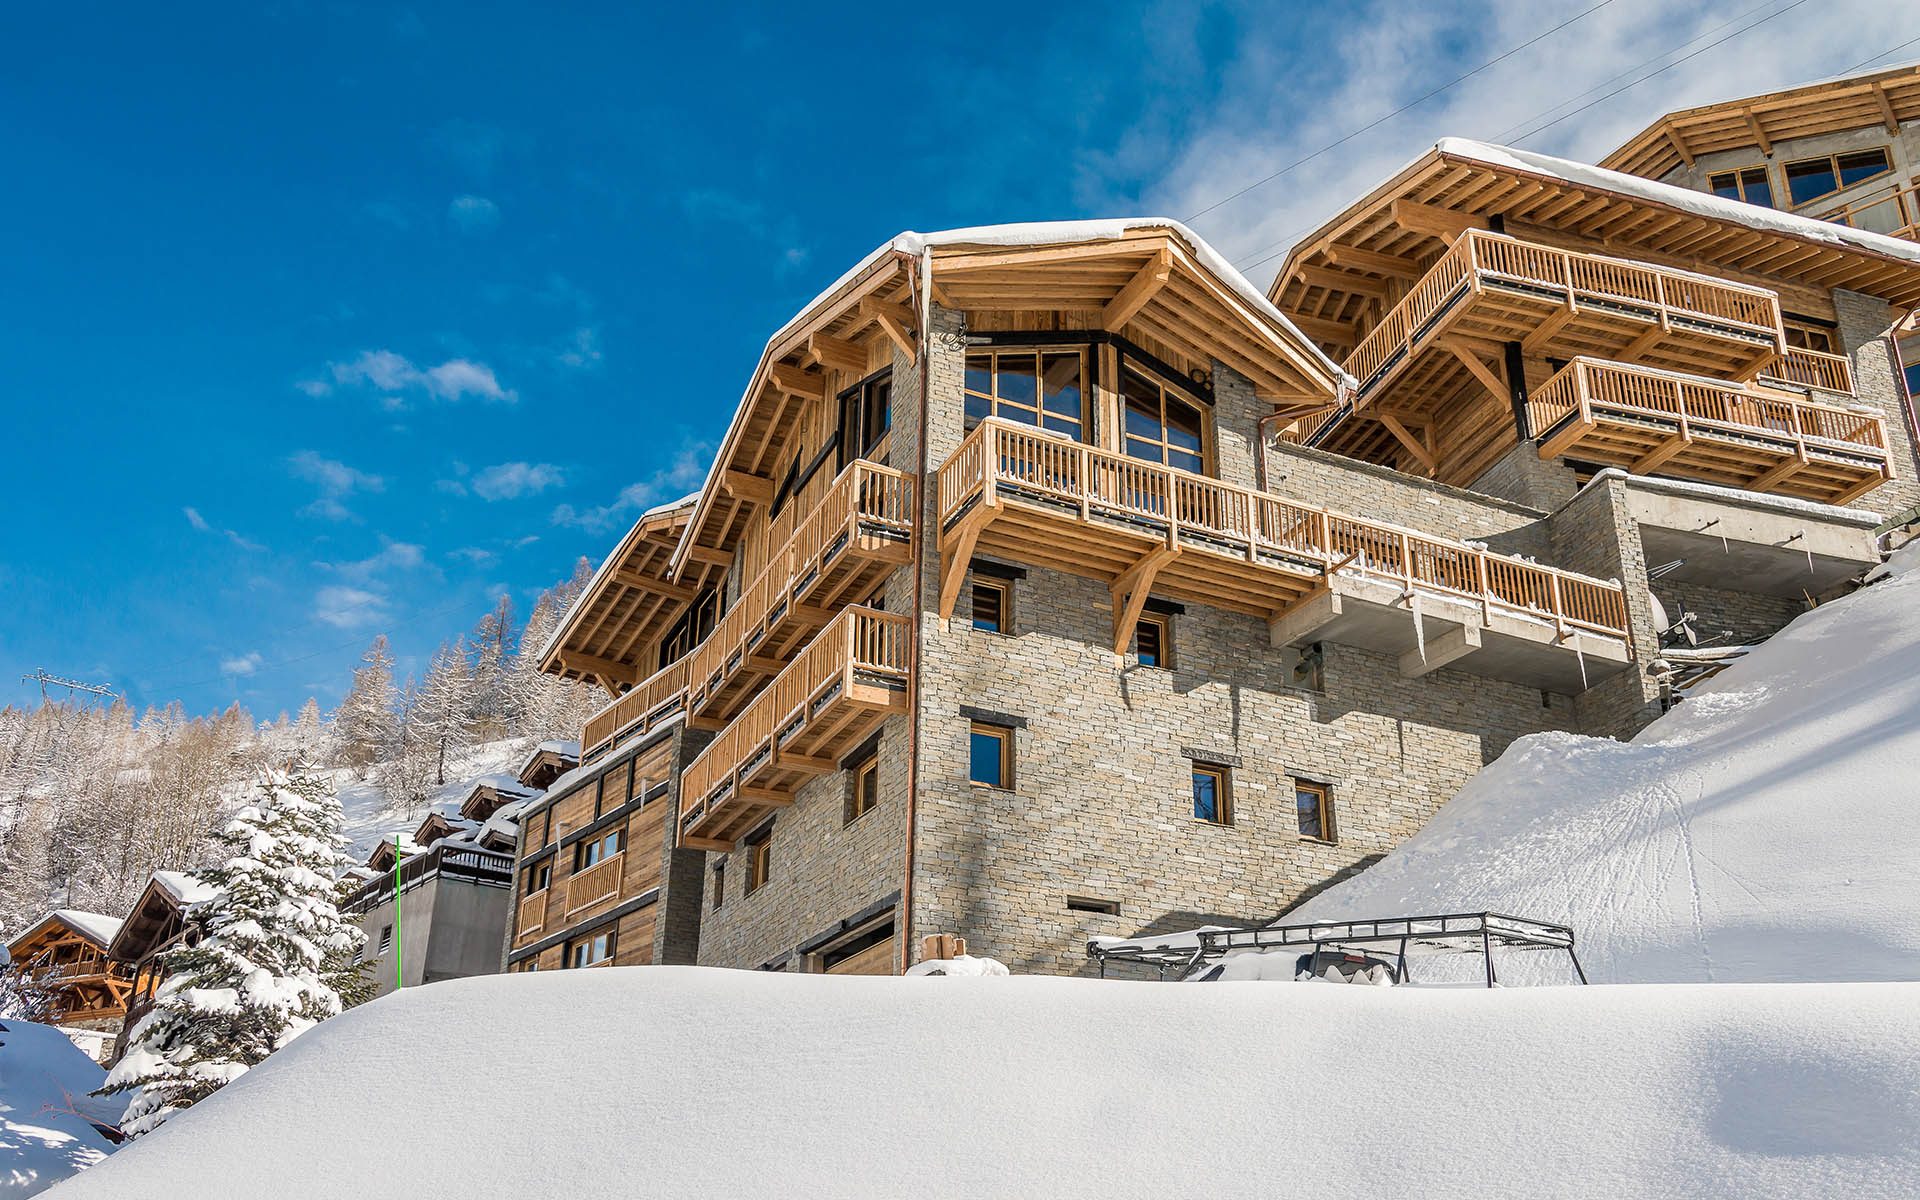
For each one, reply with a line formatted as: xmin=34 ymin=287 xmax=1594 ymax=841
xmin=1181 ymin=0 xmax=1619 ymax=224
xmin=1838 ymin=35 xmax=1920 ymax=77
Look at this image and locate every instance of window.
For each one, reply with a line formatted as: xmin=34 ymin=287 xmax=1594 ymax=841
xmin=963 ymin=349 xmax=1085 ymax=438
xmin=1708 ymin=165 xmax=1774 ymax=208
xmin=1292 ymin=643 xmax=1325 ymax=692
xmin=1191 ymin=765 xmax=1231 ymax=825
xmin=968 ymin=722 xmax=1013 ymax=789
xmin=849 ymin=752 xmax=880 ymax=822
xmin=574 ymin=829 xmax=623 ymax=871
xmin=1900 ymin=332 xmax=1920 ymax=400
xmin=1295 ymin=781 xmax=1334 ymax=841
xmin=661 ymin=588 xmax=721 ymax=667
xmin=1135 ymin=614 xmax=1170 ymax=668
xmin=524 ymin=861 xmax=552 ymax=894
xmin=1784 ymin=320 xmax=1838 ymax=354
xmin=971 ymin=579 xmax=1008 ymax=633
xmin=838 ymin=371 xmax=893 ymax=465
xmin=712 ymin=860 xmax=725 ymax=910
xmin=378 ymin=925 xmax=393 ymax=955
xmin=745 ymin=825 xmax=774 ymax=894
xmin=1785 ymin=148 xmax=1892 ymax=208
xmin=567 ymin=928 xmax=615 ymax=968
xmin=1066 ymin=896 xmax=1121 ymax=916
xmin=1121 ymin=365 xmax=1206 ymax=474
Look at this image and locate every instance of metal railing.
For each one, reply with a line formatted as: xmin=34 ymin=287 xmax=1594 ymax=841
xmin=941 ymin=419 xmax=1630 ymax=638
xmin=341 ymin=843 xmax=516 ymax=915
xmin=679 ymin=606 xmax=910 ymax=822
xmin=1342 ymin=229 xmax=1783 ymax=392
xmin=1527 ymin=358 xmax=1888 ymax=458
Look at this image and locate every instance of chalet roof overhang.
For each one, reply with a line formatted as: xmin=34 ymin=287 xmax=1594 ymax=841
xmin=105 ymin=879 xmax=188 ymax=962
xmin=5 ymin=911 xmax=117 ymax=959
xmin=1271 ymin=138 xmax=1920 ymax=349
xmin=535 ymin=492 xmax=721 ymax=688
xmin=1600 ymin=60 xmax=1920 ymax=179
xmin=668 ymin=220 xmax=1352 ymax=579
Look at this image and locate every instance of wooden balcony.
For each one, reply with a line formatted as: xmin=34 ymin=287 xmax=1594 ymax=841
xmin=1758 ymin=346 xmax=1855 ymax=396
xmin=515 ymin=892 xmax=546 ymax=945
xmin=941 ymin=420 xmax=1631 ymax=693
xmin=565 ymin=854 xmax=624 ymax=916
xmin=582 ymin=655 xmax=689 ymax=763
xmin=1528 ymin=358 xmax=1892 ymax=505
xmin=687 ymin=460 xmax=913 ymax=725
xmin=679 ymin=606 xmax=909 ymax=849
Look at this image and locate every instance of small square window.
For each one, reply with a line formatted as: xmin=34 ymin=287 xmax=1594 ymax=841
xmin=969 ymin=722 xmax=1013 ymax=789
xmin=1192 ymin=765 xmax=1231 ymax=825
xmin=745 ymin=826 xmax=774 ymax=894
xmin=971 ymin=580 xmax=1008 ymax=633
xmin=1296 ymin=781 xmax=1334 ymax=841
xmin=1135 ymin=614 xmax=1171 ymax=668
xmin=378 ymin=924 xmax=393 ymax=955
xmin=849 ymin=753 xmax=880 ymax=822
xmin=568 ymin=929 xmax=615 ymax=968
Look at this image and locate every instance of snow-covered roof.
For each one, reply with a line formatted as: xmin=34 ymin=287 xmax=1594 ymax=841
xmin=9 ymin=909 xmax=127 ymax=951
xmin=1436 ymin=138 xmax=1920 ymax=268
xmin=152 ymin=870 xmax=220 ymax=907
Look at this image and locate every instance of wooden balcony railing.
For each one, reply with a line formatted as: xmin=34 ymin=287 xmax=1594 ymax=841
xmin=1813 ymin=177 xmax=1920 ymax=243
xmin=581 ymin=655 xmax=690 ymax=762
xmin=1343 ymin=229 xmax=1784 ymax=392
xmin=565 ymin=853 xmax=624 ymax=916
xmin=1758 ymin=346 xmax=1855 ymax=395
xmin=515 ymin=891 xmax=546 ymax=944
xmin=1528 ymin=358 xmax=1891 ymax=504
xmin=941 ymin=419 xmax=1630 ymax=639
xmin=680 ymin=606 xmax=910 ymax=847
xmin=687 ymin=459 xmax=913 ymax=724
xmin=29 ymin=956 xmax=134 ymax=985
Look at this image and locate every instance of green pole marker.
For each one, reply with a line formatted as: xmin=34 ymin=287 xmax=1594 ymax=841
xmin=393 ymin=834 xmax=403 ymax=991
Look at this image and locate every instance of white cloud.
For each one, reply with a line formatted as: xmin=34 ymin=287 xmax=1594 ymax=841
xmin=288 ymin=450 xmax=385 ymax=522
xmin=183 ymin=505 xmax=265 ymax=551
xmin=551 ymin=440 xmax=709 ymax=533
xmin=449 ymin=546 xmax=498 ymax=565
xmin=471 ymin=461 xmax=568 ymax=501
xmin=449 ymin=193 xmax=500 ymax=233
xmin=220 ymin=651 xmax=264 ymax=677
xmin=1086 ymin=0 xmax=1915 ymax=276
xmin=301 ymin=349 xmax=515 ymax=409
xmin=313 ymin=585 xmax=388 ymax=629
xmin=320 ymin=539 xmax=427 ymax=583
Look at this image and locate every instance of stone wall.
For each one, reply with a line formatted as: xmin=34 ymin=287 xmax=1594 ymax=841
xmin=1546 ymin=478 xmax=1662 ymax=740
xmin=1660 ymin=582 xmax=1808 ymax=648
xmin=1834 ymin=288 xmax=1920 ymax=517
xmin=1469 ymin=442 xmax=1580 ymax=512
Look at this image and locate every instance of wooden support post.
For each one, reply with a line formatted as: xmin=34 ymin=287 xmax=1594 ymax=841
xmin=938 ymin=515 xmax=985 ymax=620
xmin=1110 ymin=546 xmax=1179 ymax=654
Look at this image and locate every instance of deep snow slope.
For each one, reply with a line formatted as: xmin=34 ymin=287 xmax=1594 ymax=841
xmin=45 ymin=968 xmax=1920 ymax=1199
xmin=1291 ymin=544 xmax=1920 ymax=985
xmin=334 ymin=739 xmax=523 ymax=860
xmin=0 ymin=1021 xmax=118 ymax=1197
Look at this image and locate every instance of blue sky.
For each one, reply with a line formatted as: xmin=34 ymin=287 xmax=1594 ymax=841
xmin=2 ymin=1 xmax=1907 ymax=717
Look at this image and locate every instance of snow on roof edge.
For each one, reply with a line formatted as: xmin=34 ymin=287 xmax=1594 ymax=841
xmin=534 ymin=491 xmax=700 ymax=670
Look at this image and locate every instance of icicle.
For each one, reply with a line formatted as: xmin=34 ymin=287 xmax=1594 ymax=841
xmin=1410 ymin=591 xmax=1427 ymax=663
xmin=1573 ymin=630 xmax=1588 ymax=690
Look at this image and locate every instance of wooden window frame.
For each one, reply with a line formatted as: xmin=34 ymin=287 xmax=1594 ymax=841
xmin=567 ymin=927 xmax=616 ymax=969
xmin=524 ymin=861 xmax=552 ymax=895
xmin=1783 ymin=319 xmax=1838 ymax=355
xmin=837 ymin=369 xmax=893 ymax=468
xmin=1135 ymin=613 xmax=1171 ymax=668
xmin=1784 ymin=147 xmax=1894 ymax=210
xmin=745 ymin=825 xmax=774 ymax=895
xmin=848 ymin=751 xmax=881 ymax=824
xmin=971 ymin=578 xmax=1009 ymax=633
xmin=1191 ymin=764 xmax=1232 ymax=826
xmin=963 ymin=347 xmax=1090 ymax=441
xmin=1294 ymin=780 xmax=1335 ymax=842
xmin=1119 ymin=362 xmax=1210 ymax=476
xmin=1707 ymin=164 xmax=1775 ymax=208
xmin=968 ymin=722 xmax=1014 ymax=790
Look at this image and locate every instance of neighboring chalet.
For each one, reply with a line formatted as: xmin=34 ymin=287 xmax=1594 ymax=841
xmin=105 ymin=870 xmax=217 ymax=1063
xmin=6 ymin=910 xmax=134 ymax=1061
xmin=494 ymin=66 xmax=1920 ymax=979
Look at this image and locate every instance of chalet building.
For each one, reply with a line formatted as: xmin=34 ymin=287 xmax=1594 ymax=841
xmin=501 ymin=69 xmax=1920 ymax=978
xmin=6 ymin=910 xmax=135 ymax=1060
xmin=106 ymin=870 xmax=216 ymax=1063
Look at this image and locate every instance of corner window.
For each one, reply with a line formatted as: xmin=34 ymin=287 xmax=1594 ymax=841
xmin=567 ymin=928 xmax=615 ymax=968
xmin=1708 ymin=166 xmax=1774 ymax=208
xmin=1786 ymin=148 xmax=1892 ymax=208
xmin=971 ymin=579 xmax=1008 ymax=633
xmin=1121 ymin=365 xmax=1206 ymax=474
xmin=1295 ymin=781 xmax=1334 ymax=841
xmin=1191 ymin=765 xmax=1231 ymax=825
xmin=745 ymin=825 xmax=774 ymax=894
xmin=1135 ymin=614 xmax=1171 ymax=668
xmin=838 ymin=371 xmax=893 ymax=466
xmin=968 ymin=722 xmax=1013 ymax=789
xmin=848 ymin=752 xmax=880 ymax=823
xmin=964 ymin=349 xmax=1085 ymax=438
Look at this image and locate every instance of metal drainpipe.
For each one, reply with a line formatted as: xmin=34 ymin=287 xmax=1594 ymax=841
xmin=899 ymin=246 xmax=932 ymax=974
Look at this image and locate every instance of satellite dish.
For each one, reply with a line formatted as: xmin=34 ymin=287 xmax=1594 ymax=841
xmin=1648 ymin=590 xmax=1671 ymax=633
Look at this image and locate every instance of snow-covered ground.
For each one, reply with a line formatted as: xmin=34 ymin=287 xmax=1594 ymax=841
xmin=44 ymin=967 xmax=1920 ymax=1199
xmin=333 ymin=740 xmax=525 ymax=860
xmin=0 ymin=1021 xmax=119 ymax=1197
xmin=1286 ymin=541 xmax=1920 ymax=985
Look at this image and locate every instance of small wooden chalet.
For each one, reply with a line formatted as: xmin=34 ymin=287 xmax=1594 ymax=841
xmin=105 ymin=871 xmax=216 ymax=1062
xmin=6 ymin=910 xmax=135 ymax=1029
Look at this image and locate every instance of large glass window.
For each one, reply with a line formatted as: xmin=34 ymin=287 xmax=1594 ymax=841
xmin=1785 ymin=148 xmax=1892 ymax=208
xmin=1708 ymin=166 xmax=1774 ymax=208
xmin=1121 ymin=366 xmax=1206 ymax=474
xmin=964 ymin=350 xmax=1085 ymax=438
xmin=838 ymin=371 xmax=892 ymax=466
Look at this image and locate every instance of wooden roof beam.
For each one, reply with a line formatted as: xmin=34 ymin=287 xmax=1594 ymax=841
xmin=722 ymin=469 xmax=775 ymax=507
xmin=1666 ymin=126 xmax=1695 ymax=167
xmin=1102 ymin=249 xmax=1173 ymax=332
xmin=859 ymin=297 xmax=918 ymax=359
xmin=1291 ymin=264 xmax=1390 ymax=301
xmin=1743 ymin=107 xmax=1772 ymax=156
xmin=555 ymin=650 xmax=641 ymax=689
xmin=1286 ymin=313 xmax=1365 ymax=347
xmin=1325 ymin=244 xmax=1425 ymax=279
xmin=609 ymin=568 xmax=696 ymax=601
xmin=1390 ymin=199 xmax=1488 ymax=244
xmin=805 ymin=333 xmax=868 ymax=375
xmin=768 ymin=363 xmax=826 ymax=399
xmin=1872 ymin=83 xmax=1901 ymax=135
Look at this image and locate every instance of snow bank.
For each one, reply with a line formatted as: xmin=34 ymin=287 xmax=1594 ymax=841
xmin=0 ymin=1020 xmax=119 ymax=1197
xmin=1288 ymin=550 xmax=1920 ymax=985
xmin=46 ymin=967 xmax=1920 ymax=1199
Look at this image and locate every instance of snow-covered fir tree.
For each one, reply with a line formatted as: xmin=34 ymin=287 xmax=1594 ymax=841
xmin=332 ymin=635 xmax=398 ymax=771
xmin=414 ymin=639 xmax=472 ymax=785
xmin=467 ymin=595 xmax=518 ymax=741
xmin=0 ymin=956 xmax=58 ymax=1021
xmin=100 ymin=768 xmax=367 ymax=1137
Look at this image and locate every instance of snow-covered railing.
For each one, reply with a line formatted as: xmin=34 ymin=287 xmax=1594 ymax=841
xmin=940 ymin=420 xmax=1630 ymax=639
xmin=1342 ymin=228 xmax=1785 ymax=393
xmin=340 ymin=843 xmax=515 ymax=915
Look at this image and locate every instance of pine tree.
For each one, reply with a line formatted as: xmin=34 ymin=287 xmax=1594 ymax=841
xmin=100 ymin=768 xmax=367 ymax=1137
xmin=467 ymin=596 xmax=518 ymax=741
xmin=414 ymin=639 xmax=472 ymax=785
xmin=377 ymin=677 xmax=436 ymax=808
xmin=290 ymin=698 xmax=326 ymax=765
xmin=332 ymin=635 xmax=398 ymax=771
